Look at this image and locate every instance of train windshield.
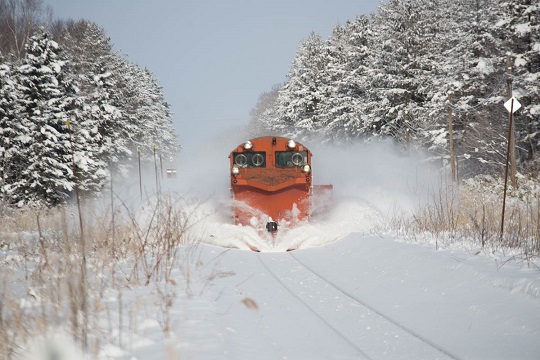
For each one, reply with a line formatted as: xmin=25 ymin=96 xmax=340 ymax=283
xmin=233 ymin=152 xmax=266 ymax=168
xmin=275 ymin=151 xmax=308 ymax=168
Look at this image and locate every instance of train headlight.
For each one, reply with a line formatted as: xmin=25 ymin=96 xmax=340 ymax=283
xmin=243 ymin=141 xmax=253 ymax=150
xmin=302 ymin=164 xmax=311 ymax=173
xmin=231 ymin=165 xmax=240 ymax=175
xmin=287 ymin=139 xmax=296 ymax=149
xmin=235 ymin=154 xmax=248 ymax=167
xmin=252 ymin=153 xmax=264 ymax=167
xmin=291 ymin=152 xmax=304 ymax=166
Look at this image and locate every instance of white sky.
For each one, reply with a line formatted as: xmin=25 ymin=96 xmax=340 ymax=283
xmin=45 ymin=0 xmax=381 ymax=148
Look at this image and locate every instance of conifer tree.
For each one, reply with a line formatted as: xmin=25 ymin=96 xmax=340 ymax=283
xmin=322 ymin=15 xmax=374 ymax=140
xmin=0 ymin=16 xmax=180 ymax=207
xmin=0 ymin=58 xmax=21 ymax=205
xmin=60 ymin=20 xmax=118 ymax=190
xmin=248 ymin=83 xmax=281 ymax=137
xmin=274 ymin=32 xmax=327 ymax=139
xmin=440 ymin=0 xmax=508 ymax=175
xmin=260 ymin=0 xmax=540 ymax=177
xmin=500 ymin=0 xmax=540 ymax=163
xmin=119 ymin=64 xmax=177 ymax=160
xmin=368 ymin=0 xmax=444 ymax=143
xmin=13 ymin=29 xmax=74 ymax=206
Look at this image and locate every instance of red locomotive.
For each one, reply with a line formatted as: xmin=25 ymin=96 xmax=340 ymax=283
xmin=229 ymin=136 xmax=332 ymax=246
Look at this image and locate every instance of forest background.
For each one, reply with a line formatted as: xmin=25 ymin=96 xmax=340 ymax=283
xmin=1 ymin=1 xmax=539 ymax=358
xmin=250 ymin=0 xmax=539 ymax=182
xmin=0 ymin=0 xmax=178 ymax=208
xmin=0 ymin=0 xmax=539 ymax=208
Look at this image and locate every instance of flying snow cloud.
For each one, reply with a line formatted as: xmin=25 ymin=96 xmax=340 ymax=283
xmin=169 ymin=136 xmax=443 ymax=252
xmin=311 ymin=139 xmax=442 ymax=216
xmin=273 ymin=139 xmax=443 ymax=251
xmin=106 ymin=135 xmax=443 ymax=252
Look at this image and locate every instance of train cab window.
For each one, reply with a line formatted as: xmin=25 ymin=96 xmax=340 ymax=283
xmin=233 ymin=152 xmax=266 ymax=168
xmin=275 ymin=151 xmax=308 ymax=168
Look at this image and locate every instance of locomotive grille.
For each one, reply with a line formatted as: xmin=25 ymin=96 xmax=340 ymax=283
xmin=241 ymin=168 xmax=298 ymax=186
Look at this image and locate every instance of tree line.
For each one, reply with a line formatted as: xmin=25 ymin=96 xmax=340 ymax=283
xmin=250 ymin=0 xmax=539 ymax=179
xmin=0 ymin=0 xmax=178 ymax=207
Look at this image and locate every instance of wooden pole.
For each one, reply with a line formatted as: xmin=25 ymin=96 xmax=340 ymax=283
xmin=153 ymin=144 xmax=160 ymax=196
xmin=501 ymin=98 xmax=515 ymax=240
xmin=506 ymin=56 xmax=517 ymax=188
xmin=110 ymin=172 xmax=115 ymax=249
xmin=159 ymin=153 xmax=163 ymax=180
xmin=448 ymin=94 xmax=456 ymax=182
xmin=138 ymin=147 xmax=142 ymax=200
xmin=66 ymin=117 xmax=88 ymax=350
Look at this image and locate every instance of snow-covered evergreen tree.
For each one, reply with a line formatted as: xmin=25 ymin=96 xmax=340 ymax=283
xmin=12 ymin=29 xmax=74 ymax=206
xmin=247 ymin=83 xmax=282 ymax=138
xmin=0 ymin=19 xmax=180 ymax=208
xmin=60 ymin=20 xmax=121 ymax=189
xmin=273 ymin=32 xmax=328 ymax=139
xmin=264 ymin=0 xmax=539 ymax=178
xmin=499 ymin=0 xmax=540 ymax=165
xmin=368 ymin=0 xmax=446 ymax=143
xmin=61 ymin=21 xmax=178 ymax=177
xmin=438 ymin=0 xmax=509 ymax=176
xmin=119 ymin=64 xmax=178 ymax=160
xmin=322 ymin=15 xmax=375 ymax=140
xmin=0 ymin=57 xmax=22 ymax=205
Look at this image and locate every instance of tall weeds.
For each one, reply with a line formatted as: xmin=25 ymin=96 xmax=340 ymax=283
xmin=0 ymin=192 xmax=203 ymax=359
xmin=389 ymin=175 xmax=540 ymax=262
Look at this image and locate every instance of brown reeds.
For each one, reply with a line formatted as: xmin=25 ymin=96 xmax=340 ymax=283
xmin=0 ymin=192 xmax=202 ymax=359
xmin=388 ymin=175 xmax=540 ymax=264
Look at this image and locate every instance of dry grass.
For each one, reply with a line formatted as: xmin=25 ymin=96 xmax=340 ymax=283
xmin=388 ymin=175 xmax=540 ymax=262
xmin=0 ymin=193 xmax=202 ymax=359
xmin=3 ymin=173 xmax=540 ymax=357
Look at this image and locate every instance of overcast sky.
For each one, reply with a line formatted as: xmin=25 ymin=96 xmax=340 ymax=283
xmin=45 ymin=0 xmax=381 ymax=148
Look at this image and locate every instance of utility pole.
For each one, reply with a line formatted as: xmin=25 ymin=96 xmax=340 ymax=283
xmin=138 ymin=147 xmax=143 ymax=200
xmin=506 ymin=56 xmax=517 ymax=188
xmin=448 ymin=93 xmax=457 ymax=182
xmin=501 ymin=85 xmax=522 ymax=241
xmin=154 ymin=144 xmax=160 ymax=196
xmin=66 ymin=116 xmax=88 ymax=350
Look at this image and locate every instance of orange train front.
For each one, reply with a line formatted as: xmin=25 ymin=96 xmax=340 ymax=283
xmin=229 ymin=136 xmax=332 ymax=236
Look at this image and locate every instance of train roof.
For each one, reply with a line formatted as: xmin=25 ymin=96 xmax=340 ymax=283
xmin=231 ymin=136 xmax=311 ymax=153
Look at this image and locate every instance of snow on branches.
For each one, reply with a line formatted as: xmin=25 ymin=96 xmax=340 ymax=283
xmin=259 ymin=0 xmax=539 ymax=178
xmin=0 ymin=24 xmax=178 ymax=208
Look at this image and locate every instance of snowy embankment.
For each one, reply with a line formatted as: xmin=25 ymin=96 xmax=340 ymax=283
xmin=20 ymin=229 xmax=539 ymax=360
xmin=6 ymin=141 xmax=540 ymax=359
xmin=16 ymin=191 xmax=540 ymax=360
xmin=183 ymin=235 xmax=540 ymax=360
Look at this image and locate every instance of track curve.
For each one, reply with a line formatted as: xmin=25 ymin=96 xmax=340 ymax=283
xmin=257 ymin=253 xmax=373 ymax=359
xmin=258 ymin=252 xmax=462 ymax=360
xmin=290 ymin=253 xmax=462 ymax=360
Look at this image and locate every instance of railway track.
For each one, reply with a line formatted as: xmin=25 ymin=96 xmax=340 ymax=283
xmin=258 ymin=252 xmax=461 ymax=360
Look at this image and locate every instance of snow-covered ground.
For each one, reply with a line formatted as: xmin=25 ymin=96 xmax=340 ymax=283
xmin=28 ymin=225 xmax=538 ymax=359
xmin=174 ymin=234 xmax=540 ymax=360
xmin=22 ymin=201 xmax=539 ymax=359
xmin=16 ymin=141 xmax=540 ymax=359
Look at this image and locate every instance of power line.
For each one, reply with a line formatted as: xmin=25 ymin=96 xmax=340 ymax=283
xmin=446 ymin=75 xmax=507 ymax=113
xmin=447 ymin=73 xmax=539 ymax=115
xmin=509 ymin=74 xmax=540 ymax=85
